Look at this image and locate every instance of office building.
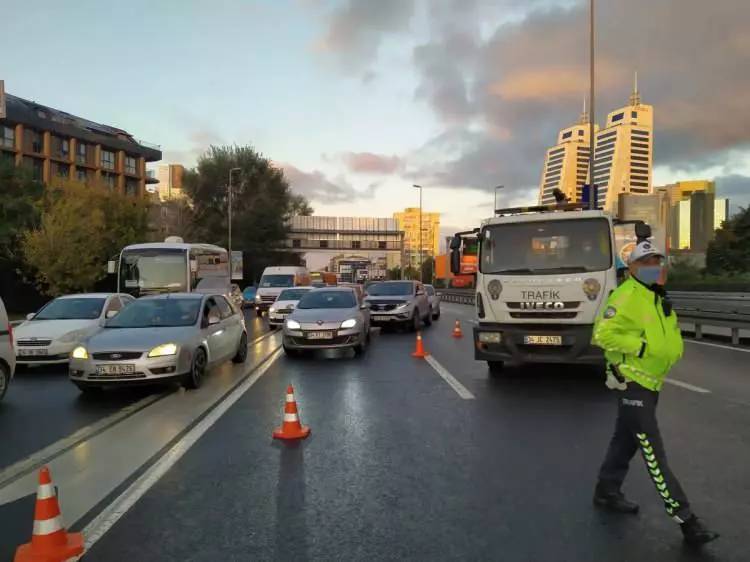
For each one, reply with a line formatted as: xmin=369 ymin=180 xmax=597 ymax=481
xmin=155 ymin=164 xmax=186 ymax=200
xmin=393 ymin=207 xmax=440 ymax=270
xmin=538 ymin=101 xmax=597 ymax=205
xmin=660 ymin=180 xmax=716 ymax=205
xmin=0 ymin=89 xmax=161 ymax=196
xmin=286 ymin=216 xmax=403 ymax=254
xmin=593 ymin=78 xmax=654 ymax=212
xmin=669 ymin=191 xmax=729 ymax=251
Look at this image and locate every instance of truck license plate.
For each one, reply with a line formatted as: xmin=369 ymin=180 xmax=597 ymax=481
xmin=524 ymin=335 xmax=563 ymax=345
xmin=96 ymin=364 xmax=136 ymax=375
xmin=306 ymin=331 xmax=333 ymax=340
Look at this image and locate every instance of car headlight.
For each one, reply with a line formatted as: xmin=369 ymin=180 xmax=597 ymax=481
xmin=395 ymin=302 xmax=410 ymax=311
xmin=71 ymin=346 xmax=89 ymax=359
xmin=341 ymin=318 xmax=357 ymax=329
xmin=286 ymin=319 xmax=301 ymax=330
xmin=59 ymin=329 xmax=87 ymax=343
xmin=147 ymin=343 xmax=178 ymax=358
xmin=269 ymin=307 xmax=277 ymax=313
xmin=255 ymin=295 xmax=262 ymax=302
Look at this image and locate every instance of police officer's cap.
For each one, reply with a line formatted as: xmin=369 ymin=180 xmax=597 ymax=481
xmin=628 ymin=240 xmax=665 ymax=264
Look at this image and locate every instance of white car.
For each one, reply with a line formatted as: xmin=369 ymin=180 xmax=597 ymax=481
xmin=14 ymin=293 xmax=134 ymax=366
xmin=268 ymin=287 xmax=314 ymax=327
xmin=0 ymin=297 xmax=15 ymax=401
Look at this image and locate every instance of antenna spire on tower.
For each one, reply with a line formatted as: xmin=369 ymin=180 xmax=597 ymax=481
xmin=629 ymin=71 xmax=641 ymax=106
xmin=579 ymin=96 xmax=589 ymax=124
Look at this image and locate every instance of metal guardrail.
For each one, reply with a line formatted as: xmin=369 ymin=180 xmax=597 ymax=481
xmin=438 ymin=290 xmax=750 ymax=345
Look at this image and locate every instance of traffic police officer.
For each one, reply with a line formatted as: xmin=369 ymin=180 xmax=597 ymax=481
xmin=592 ymin=240 xmax=719 ymax=545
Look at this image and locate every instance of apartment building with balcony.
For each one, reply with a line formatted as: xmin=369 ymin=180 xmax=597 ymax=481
xmin=0 ymin=91 xmax=161 ymax=196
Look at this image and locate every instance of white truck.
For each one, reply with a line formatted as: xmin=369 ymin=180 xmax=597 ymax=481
xmin=450 ymin=203 xmax=650 ymax=376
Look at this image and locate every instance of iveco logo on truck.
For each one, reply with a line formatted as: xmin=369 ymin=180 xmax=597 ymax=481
xmin=520 ymin=302 xmax=565 ymax=310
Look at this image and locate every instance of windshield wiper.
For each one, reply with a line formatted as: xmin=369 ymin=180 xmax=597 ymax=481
xmin=532 ymin=266 xmax=589 ymax=273
xmin=494 ymin=268 xmax=534 ymax=274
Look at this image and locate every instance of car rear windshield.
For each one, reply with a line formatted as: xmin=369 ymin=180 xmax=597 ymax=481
xmin=278 ymin=289 xmax=311 ymax=301
xmin=34 ymin=298 xmax=106 ymax=320
xmin=366 ymin=282 xmax=414 ymax=296
xmin=260 ymin=274 xmax=295 ymax=288
xmin=105 ymin=298 xmax=201 ymax=328
xmin=297 ymin=291 xmax=356 ymax=309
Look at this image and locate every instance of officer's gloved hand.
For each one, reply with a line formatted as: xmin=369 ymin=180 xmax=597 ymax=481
xmin=605 ymin=368 xmax=627 ymax=391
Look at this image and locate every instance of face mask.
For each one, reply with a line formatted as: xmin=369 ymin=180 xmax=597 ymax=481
xmin=635 ymin=265 xmax=663 ymax=286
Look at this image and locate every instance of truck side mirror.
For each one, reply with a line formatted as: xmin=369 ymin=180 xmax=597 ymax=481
xmin=450 ymin=248 xmax=461 ymax=275
xmin=635 ymin=222 xmax=651 ymax=241
xmin=107 ymin=260 xmax=117 ymax=274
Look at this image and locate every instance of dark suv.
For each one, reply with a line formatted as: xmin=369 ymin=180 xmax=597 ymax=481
xmin=364 ymin=281 xmax=432 ymax=331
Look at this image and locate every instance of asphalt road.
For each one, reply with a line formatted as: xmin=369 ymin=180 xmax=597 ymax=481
xmin=0 ymin=308 xmax=270 ymax=470
xmin=2 ymin=304 xmax=748 ymax=561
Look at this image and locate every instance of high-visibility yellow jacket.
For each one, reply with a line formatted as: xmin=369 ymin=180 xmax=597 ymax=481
xmin=592 ymin=277 xmax=683 ymax=391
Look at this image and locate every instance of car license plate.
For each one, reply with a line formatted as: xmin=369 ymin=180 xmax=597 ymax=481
xmin=19 ymin=348 xmax=48 ymax=356
xmin=96 ymin=364 xmax=136 ymax=375
xmin=372 ymin=316 xmax=390 ymax=321
xmin=524 ymin=335 xmax=563 ymax=345
xmin=306 ymin=331 xmax=334 ymax=340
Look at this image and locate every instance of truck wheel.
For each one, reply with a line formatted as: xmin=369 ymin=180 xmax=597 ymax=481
xmin=487 ymin=361 xmax=505 ymax=377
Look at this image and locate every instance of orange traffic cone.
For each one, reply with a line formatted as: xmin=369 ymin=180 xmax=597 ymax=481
xmin=452 ymin=319 xmax=463 ymax=338
xmin=14 ymin=466 xmax=84 ymax=562
xmin=273 ymin=384 xmax=311 ymax=440
xmin=411 ymin=331 xmax=429 ymax=358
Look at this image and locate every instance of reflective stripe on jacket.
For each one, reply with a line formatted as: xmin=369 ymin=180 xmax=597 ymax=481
xmin=592 ymin=277 xmax=683 ymax=391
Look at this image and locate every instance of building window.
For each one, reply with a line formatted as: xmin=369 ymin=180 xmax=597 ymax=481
xmin=101 ymin=150 xmax=115 ymax=170
xmin=55 ymin=163 xmax=70 ymax=178
xmin=77 ymin=143 xmax=88 ymax=165
xmin=351 ymin=240 xmax=361 ymax=249
xmin=631 ymin=181 xmax=649 ymax=187
xmin=125 ymin=155 xmax=137 ymax=175
xmin=578 ymin=130 xmax=584 ymax=136
xmin=125 ymin=178 xmax=138 ymax=196
xmin=1 ymin=126 xmax=14 ymax=149
xmin=26 ymin=129 xmax=43 ymax=154
xmin=76 ymin=168 xmax=88 ymax=184
xmin=292 ymin=239 xmax=301 ymax=248
xmin=319 ymin=240 xmax=328 ymax=249
xmin=562 ymin=131 xmax=572 ymax=139
xmin=23 ymin=157 xmax=43 ymax=180
xmin=611 ymin=112 xmax=624 ymax=122
xmin=102 ymin=172 xmax=117 ymax=190
xmin=631 ymin=111 xmax=638 ymax=118
xmin=379 ymin=241 xmax=387 ymax=249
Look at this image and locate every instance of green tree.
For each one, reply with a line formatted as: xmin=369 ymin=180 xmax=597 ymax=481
xmin=387 ymin=266 xmax=402 ymax=280
xmin=706 ymin=207 xmax=750 ymax=275
xmin=184 ymin=145 xmax=312 ymax=281
xmin=0 ymin=161 xmax=44 ymax=263
xmin=23 ymin=181 xmax=151 ymax=295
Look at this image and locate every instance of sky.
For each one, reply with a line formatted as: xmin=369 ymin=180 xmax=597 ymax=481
xmin=3 ymin=0 xmax=750 ymax=244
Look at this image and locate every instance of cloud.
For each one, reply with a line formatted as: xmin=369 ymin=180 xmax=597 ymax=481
xmin=314 ymin=0 xmax=416 ymax=69
xmin=407 ymin=0 xmax=750 ymax=200
xmin=281 ymin=163 xmax=378 ymax=203
xmin=341 ymin=152 xmax=403 ymax=174
xmin=715 ymin=174 xmax=750 ymax=216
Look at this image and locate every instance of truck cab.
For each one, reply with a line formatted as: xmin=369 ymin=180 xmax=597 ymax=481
xmin=452 ymin=204 xmax=646 ymax=376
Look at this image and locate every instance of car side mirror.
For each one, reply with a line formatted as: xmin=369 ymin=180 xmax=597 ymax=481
xmin=26 ymin=313 xmax=36 ymax=320
xmin=106 ymin=310 xmax=119 ymax=319
xmin=208 ymin=314 xmax=221 ymax=326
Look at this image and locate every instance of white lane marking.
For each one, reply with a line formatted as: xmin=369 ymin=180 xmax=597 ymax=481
xmin=686 ymin=339 xmax=750 ymax=353
xmin=424 ymin=355 xmax=475 ymax=400
xmin=0 ymin=393 xmax=164 ymax=488
xmin=664 ymin=378 xmax=711 ymax=394
xmin=82 ymin=348 xmax=282 ymax=548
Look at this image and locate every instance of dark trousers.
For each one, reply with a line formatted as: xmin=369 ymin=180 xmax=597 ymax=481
xmin=597 ymin=383 xmax=693 ymax=522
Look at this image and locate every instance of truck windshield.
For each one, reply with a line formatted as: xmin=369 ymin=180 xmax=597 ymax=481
xmin=120 ymin=249 xmax=188 ymax=296
xmin=260 ymin=274 xmax=295 ymax=288
xmin=481 ymin=218 xmax=612 ymax=275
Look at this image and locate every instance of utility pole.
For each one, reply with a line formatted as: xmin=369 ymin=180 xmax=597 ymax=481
xmin=413 ymin=184 xmax=423 ymax=282
xmin=588 ymin=0 xmax=596 ymax=210
xmin=228 ymin=167 xmax=241 ymax=259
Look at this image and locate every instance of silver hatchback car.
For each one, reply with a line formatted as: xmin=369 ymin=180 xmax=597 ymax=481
xmin=69 ymin=293 xmax=247 ymax=393
xmin=282 ymin=287 xmax=370 ymax=357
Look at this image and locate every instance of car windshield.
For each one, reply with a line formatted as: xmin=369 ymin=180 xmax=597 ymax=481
xmin=278 ymin=289 xmax=311 ymax=301
xmin=120 ymin=249 xmax=187 ymax=294
xmin=297 ymin=291 xmax=356 ymax=309
xmin=105 ymin=298 xmax=201 ymax=328
xmin=34 ymin=298 xmax=106 ymax=320
xmin=481 ymin=218 xmax=612 ymax=275
xmin=367 ymin=282 xmax=414 ymax=296
xmin=260 ymin=274 xmax=295 ymax=288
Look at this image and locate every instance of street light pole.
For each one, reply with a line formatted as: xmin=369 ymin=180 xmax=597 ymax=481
xmin=228 ymin=167 xmax=241 ymax=258
xmin=413 ymin=184 xmax=423 ymax=282
xmin=588 ymin=0 xmax=596 ymax=210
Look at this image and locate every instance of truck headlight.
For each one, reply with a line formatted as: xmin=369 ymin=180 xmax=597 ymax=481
xmin=478 ymin=332 xmax=502 ymax=344
xmin=255 ymin=295 xmax=262 ymax=303
xmin=341 ymin=318 xmax=357 ymax=329
xmin=286 ymin=319 xmax=301 ymax=330
xmin=269 ymin=307 xmax=277 ymax=313
xmin=71 ymin=346 xmax=89 ymax=359
xmin=148 ymin=343 xmax=178 ymax=358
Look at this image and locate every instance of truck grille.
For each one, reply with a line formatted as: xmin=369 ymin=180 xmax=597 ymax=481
xmin=260 ymin=295 xmax=277 ymax=303
xmin=506 ymin=301 xmax=579 ymax=319
xmin=16 ymin=339 xmax=52 ymax=347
